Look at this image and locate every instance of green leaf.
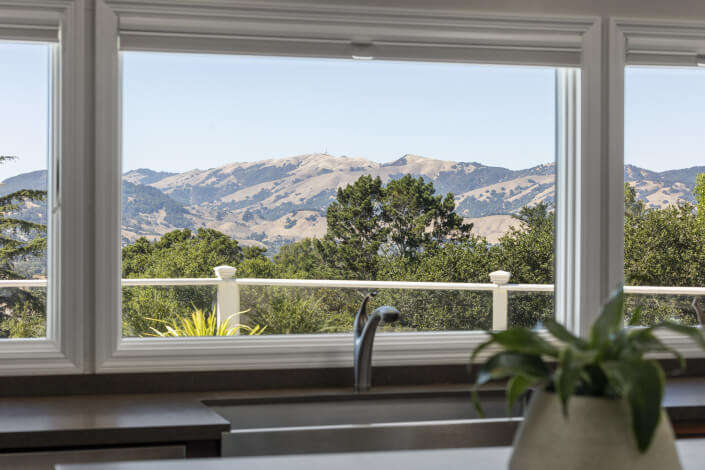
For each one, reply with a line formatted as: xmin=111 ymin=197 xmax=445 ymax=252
xmin=471 ymin=386 xmax=485 ymax=417
xmin=601 ymin=360 xmax=665 ymax=452
xmin=506 ymin=375 xmax=535 ymax=416
xmin=471 ymin=351 xmax=550 ymax=417
xmin=543 ymin=319 xmax=589 ymax=349
xmin=625 ymin=329 xmax=684 ymax=369
xmin=580 ymin=364 xmax=610 ymax=396
xmin=488 ymin=328 xmax=559 ymax=358
xmin=477 ymin=351 xmax=552 ymax=383
xmin=554 ymin=347 xmax=584 ymax=417
xmin=470 ymin=337 xmax=496 ymax=365
xmin=590 ymin=287 xmax=624 ymax=347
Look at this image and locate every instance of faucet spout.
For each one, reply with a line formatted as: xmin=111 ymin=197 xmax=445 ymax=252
xmin=353 ymin=293 xmax=400 ymax=392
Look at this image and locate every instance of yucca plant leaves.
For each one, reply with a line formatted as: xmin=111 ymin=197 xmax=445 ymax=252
xmin=470 ymin=285 xmax=705 ymax=453
xmin=601 ymin=360 xmax=665 ymax=452
xmin=589 ymin=287 xmax=624 ymax=347
xmin=144 ymin=309 xmax=263 ymax=337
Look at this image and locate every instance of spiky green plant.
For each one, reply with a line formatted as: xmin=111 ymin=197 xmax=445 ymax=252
xmin=471 ymin=287 xmax=705 ymax=452
xmin=147 ymin=308 xmax=265 ymax=337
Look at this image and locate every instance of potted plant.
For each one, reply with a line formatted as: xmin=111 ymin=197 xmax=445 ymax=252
xmin=471 ymin=287 xmax=705 ymax=470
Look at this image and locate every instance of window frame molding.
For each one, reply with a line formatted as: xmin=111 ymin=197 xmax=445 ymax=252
xmin=0 ymin=0 xmax=89 ymax=375
xmin=95 ymin=0 xmax=604 ymax=373
xmin=608 ymin=18 xmax=705 ymax=358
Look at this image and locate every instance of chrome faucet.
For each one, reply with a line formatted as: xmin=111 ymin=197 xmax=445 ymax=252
xmin=353 ymin=292 xmax=400 ymax=392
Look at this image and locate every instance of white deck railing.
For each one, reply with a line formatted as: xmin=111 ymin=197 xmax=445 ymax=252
xmin=3 ymin=266 xmax=704 ymax=330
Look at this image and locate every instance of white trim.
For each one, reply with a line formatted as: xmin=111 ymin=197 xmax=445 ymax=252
xmin=616 ymin=18 xmax=705 ymax=67
xmin=0 ymin=0 xmax=88 ymax=375
xmin=554 ymin=68 xmax=580 ymax=333
xmin=112 ymin=2 xmax=591 ymax=67
xmin=94 ymin=0 xmax=603 ymax=373
xmin=0 ymin=3 xmax=61 ymax=42
xmin=112 ymin=0 xmax=592 ymax=67
xmin=554 ymin=20 xmax=607 ymax=337
xmin=574 ymin=21 xmax=608 ymax=334
xmin=95 ymin=0 xmax=122 ymax=374
xmin=609 ymin=18 xmax=705 ymax=337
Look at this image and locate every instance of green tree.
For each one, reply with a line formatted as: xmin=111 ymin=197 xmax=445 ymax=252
xmin=625 ymin=193 xmax=703 ymax=289
xmin=0 ymin=156 xmax=47 ymax=338
xmin=625 ymin=182 xmax=646 ymax=219
xmin=322 ymin=175 xmax=387 ymax=278
xmin=323 ymin=174 xmax=472 ymax=278
xmin=121 ymin=228 xmax=243 ymax=336
xmin=695 ymin=173 xmax=705 ymax=229
xmin=383 ymin=175 xmax=472 ymax=258
xmin=241 ymin=238 xmax=361 ymax=334
xmin=489 ymin=203 xmax=555 ymax=328
xmin=491 ymin=203 xmax=554 ymax=285
xmin=376 ymin=236 xmax=494 ymax=331
xmin=624 ymin=182 xmax=705 ymax=325
xmin=273 ymin=238 xmax=330 ymax=279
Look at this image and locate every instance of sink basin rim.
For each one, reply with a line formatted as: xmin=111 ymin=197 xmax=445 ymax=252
xmin=202 ymin=388 xmax=504 ymax=407
xmin=226 ymin=417 xmax=522 ymax=434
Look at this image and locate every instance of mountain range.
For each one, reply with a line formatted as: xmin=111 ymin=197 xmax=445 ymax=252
xmin=2 ymin=154 xmax=704 ymax=250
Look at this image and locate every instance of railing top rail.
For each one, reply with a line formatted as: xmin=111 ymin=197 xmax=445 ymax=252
xmin=504 ymin=284 xmax=555 ymax=292
xmin=2 ymin=278 xmax=705 ymax=295
xmin=0 ymin=279 xmax=48 ymax=288
xmin=118 ymin=277 xmax=558 ymax=291
xmin=234 ymin=278 xmax=498 ymax=291
xmin=121 ymin=278 xmax=224 ymax=287
xmin=623 ymin=285 xmax=705 ymax=296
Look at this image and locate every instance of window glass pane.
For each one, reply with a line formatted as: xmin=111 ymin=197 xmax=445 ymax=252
xmin=624 ymin=66 xmax=705 ymax=325
xmin=0 ymin=42 xmax=51 ymax=339
xmin=121 ymin=52 xmax=558 ymax=337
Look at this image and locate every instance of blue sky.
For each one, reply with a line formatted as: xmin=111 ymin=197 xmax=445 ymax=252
xmin=0 ymin=43 xmax=49 ymax=179
xmin=1 ymin=43 xmax=704 ymax=178
xmin=120 ymin=52 xmax=556 ymax=172
xmin=625 ymin=66 xmax=705 ymax=170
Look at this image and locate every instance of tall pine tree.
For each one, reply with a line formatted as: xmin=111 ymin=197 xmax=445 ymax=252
xmin=0 ymin=155 xmax=47 ymax=338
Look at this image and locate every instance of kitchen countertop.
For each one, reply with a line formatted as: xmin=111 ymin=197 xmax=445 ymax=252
xmin=663 ymin=378 xmax=705 ymax=421
xmin=0 ymin=394 xmax=229 ymax=450
xmin=2 ymin=377 xmax=705 ymax=451
xmin=55 ymin=439 xmax=705 ymax=470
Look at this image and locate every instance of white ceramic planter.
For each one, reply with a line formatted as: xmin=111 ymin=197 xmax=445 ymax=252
xmin=510 ymin=390 xmax=682 ymax=470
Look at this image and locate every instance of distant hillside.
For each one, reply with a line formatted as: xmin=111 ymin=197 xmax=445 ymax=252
xmin=0 ymin=170 xmax=47 ymax=196
xmin=121 ymin=181 xmax=194 ymax=245
xmin=123 ymin=169 xmax=176 ymax=186
xmin=0 ymin=170 xmax=49 ymax=225
xmin=3 ymin=155 xmax=703 ymax=251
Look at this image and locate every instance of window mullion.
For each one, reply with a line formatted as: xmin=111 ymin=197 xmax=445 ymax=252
xmin=554 ymin=68 xmax=580 ymax=334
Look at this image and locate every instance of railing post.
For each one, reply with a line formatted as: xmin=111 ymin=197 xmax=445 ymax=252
xmin=490 ymin=271 xmax=511 ymax=330
xmin=214 ymin=265 xmax=241 ymax=333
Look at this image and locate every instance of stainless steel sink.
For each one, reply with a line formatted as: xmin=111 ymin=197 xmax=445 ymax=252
xmin=205 ymin=390 xmax=523 ymax=457
xmin=221 ymin=418 xmax=520 ymax=456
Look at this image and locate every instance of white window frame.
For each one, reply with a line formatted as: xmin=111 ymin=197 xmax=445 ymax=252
xmin=0 ymin=0 xmax=89 ymax=375
xmin=610 ymin=18 xmax=705 ymax=358
xmin=95 ymin=0 xmax=605 ymax=373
